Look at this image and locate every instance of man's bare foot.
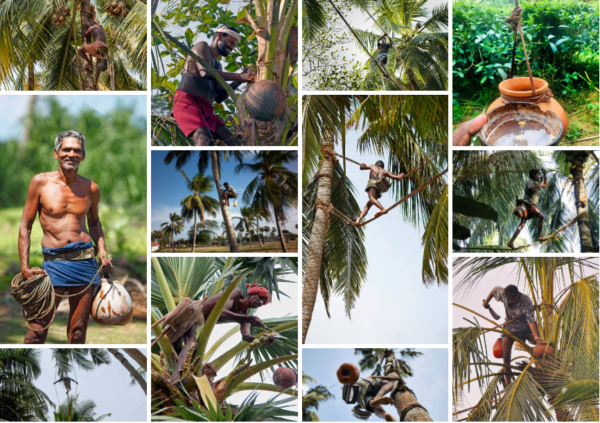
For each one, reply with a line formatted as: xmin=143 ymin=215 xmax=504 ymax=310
xmin=507 ymin=241 xmax=515 ymax=250
xmin=383 ymin=413 xmax=397 ymax=422
xmin=370 ymin=397 xmax=394 ymax=407
xmin=374 ymin=210 xmax=388 ymax=218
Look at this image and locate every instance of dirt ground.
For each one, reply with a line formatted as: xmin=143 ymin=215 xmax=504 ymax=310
xmin=157 ymin=240 xmax=299 ymax=253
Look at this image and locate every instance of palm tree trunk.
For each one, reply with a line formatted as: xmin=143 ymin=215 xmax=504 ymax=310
xmin=192 ymin=210 xmax=197 ymax=253
xmin=107 ymin=348 xmax=147 ymax=395
xmin=80 ymin=0 xmax=95 ymax=91
xmin=407 ymin=68 xmax=419 ymax=91
xmin=569 ymin=154 xmax=595 ymax=252
xmin=27 ymin=62 xmax=34 ymax=90
xmin=256 ymin=218 xmax=264 ymax=247
xmin=122 ymin=348 xmax=147 ymax=371
xmin=302 ymin=143 xmax=334 ymax=343
xmin=172 ymin=231 xmax=175 ymax=252
xmin=211 ymin=152 xmax=240 ymax=252
xmin=274 ymin=208 xmax=288 ymax=253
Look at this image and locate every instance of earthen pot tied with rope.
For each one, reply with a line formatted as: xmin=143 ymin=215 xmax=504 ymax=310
xmin=493 ymin=338 xmax=503 ymax=358
xmin=337 ymin=362 xmax=360 ymax=385
xmin=273 ymin=367 xmax=298 ymax=390
xmin=245 ymin=80 xmax=286 ymax=121
xmin=91 ymin=278 xmax=134 ymax=326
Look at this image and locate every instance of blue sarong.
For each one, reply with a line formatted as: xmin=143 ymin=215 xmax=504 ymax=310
xmin=42 ymin=241 xmax=101 ymax=288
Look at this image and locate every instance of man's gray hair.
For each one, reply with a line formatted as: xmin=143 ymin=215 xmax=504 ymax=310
xmin=55 ymin=130 xmax=86 ymax=153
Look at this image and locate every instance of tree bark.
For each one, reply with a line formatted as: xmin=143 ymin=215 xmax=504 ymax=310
xmin=172 ymin=231 xmax=175 ymax=252
xmin=108 ymin=348 xmax=147 ymax=395
xmin=212 ymin=152 xmax=240 ymax=252
xmin=123 ymin=348 xmax=147 ymax=371
xmin=192 ymin=210 xmax=197 ymax=253
xmin=80 ymin=0 xmax=95 ymax=91
xmin=274 ymin=209 xmax=288 ymax=253
xmin=569 ymin=154 xmax=595 ymax=252
xmin=27 ymin=62 xmax=34 ymax=91
xmin=301 ymin=140 xmax=334 ymax=344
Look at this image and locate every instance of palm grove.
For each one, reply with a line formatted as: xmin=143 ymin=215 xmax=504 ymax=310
xmin=0 ymin=0 xmax=147 ymax=90
xmin=302 ymin=95 xmax=448 ymax=343
xmin=155 ymin=150 xmax=298 ymax=253
xmin=0 ymin=348 xmax=146 ymax=421
xmin=303 ymin=0 xmax=448 ymax=91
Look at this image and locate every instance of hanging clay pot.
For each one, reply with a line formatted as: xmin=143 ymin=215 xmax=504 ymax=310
xmin=484 ymin=77 xmax=567 ymax=145
xmin=493 ymin=338 xmax=503 ymax=358
xmin=273 ymin=367 xmax=297 ymax=390
xmin=91 ymin=278 xmax=134 ymax=326
xmin=336 ymin=363 xmax=360 ymax=385
xmin=532 ymin=342 xmax=554 ymax=359
xmin=245 ymin=80 xmax=286 ymax=121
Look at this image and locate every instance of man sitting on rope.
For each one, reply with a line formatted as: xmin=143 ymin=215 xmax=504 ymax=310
xmin=355 ymin=160 xmax=405 ymax=226
xmin=377 ymin=35 xmax=391 ymax=67
xmin=483 ymin=284 xmax=543 ymax=387
xmin=507 ymin=169 xmax=548 ymax=249
xmin=18 ymin=130 xmax=112 ymax=344
xmin=54 ymin=376 xmax=78 ymax=394
xmin=172 ymin=25 xmax=255 ymax=146
xmin=78 ymin=16 xmax=109 ymax=90
xmin=343 ymin=375 xmax=398 ymax=421
xmin=222 ymin=182 xmax=238 ymax=207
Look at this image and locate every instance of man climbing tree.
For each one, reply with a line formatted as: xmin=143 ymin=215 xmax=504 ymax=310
xmin=343 ymin=376 xmax=397 ymax=421
xmin=507 ymin=169 xmax=548 ymax=249
xmin=355 ymin=160 xmax=405 ymax=226
xmin=54 ymin=376 xmax=78 ymax=394
xmin=222 ymin=182 xmax=238 ymax=207
xmin=172 ymin=25 xmax=256 ymax=146
xmin=482 ymin=284 xmax=542 ymax=387
xmin=377 ymin=36 xmax=391 ymax=67
xmin=78 ymin=16 xmax=109 ymax=90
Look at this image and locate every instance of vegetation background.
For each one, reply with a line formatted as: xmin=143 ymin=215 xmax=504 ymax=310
xmin=452 ymin=0 xmax=599 ymax=145
xmin=0 ymin=95 xmax=147 ymax=343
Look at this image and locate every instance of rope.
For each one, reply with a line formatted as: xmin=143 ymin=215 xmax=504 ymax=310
xmin=11 ymin=266 xmax=101 ymax=332
xmin=454 ymin=169 xmax=559 ymax=177
xmin=315 ymin=198 xmax=357 ymax=227
xmin=358 ymin=168 xmax=448 ymax=227
xmin=400 ymin=404 xmax=428 ymax=421
xmin=506 ymin=0 xmax=536 ymax=95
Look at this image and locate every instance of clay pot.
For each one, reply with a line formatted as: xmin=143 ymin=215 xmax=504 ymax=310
xmin=337 ymin=363 xmax=359 ymax=385
xmin=91 ymin=278 xmax=134 ymax=326
xmin=533 ymin=342 xmax=554 ymax=359
xmin=273 ymin=367 xmax=297 ymax=390
xmin=493 ymin=338 xmax=503 ymax=358
xmin=245 ymin=80 xmax=286 ymax=121
xmin=487 ymin=77 xmax=567 ymax=142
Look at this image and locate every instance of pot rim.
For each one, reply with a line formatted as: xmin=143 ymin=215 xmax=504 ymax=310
xmin=499 ymin=77 xmax=549 ymax=98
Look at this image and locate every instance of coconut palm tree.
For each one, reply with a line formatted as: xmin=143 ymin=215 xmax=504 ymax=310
xmin=164 ymin=151 xmax=244 ymax=252
xmin=179 ymin=171 xmax=220 ymax=253
xmin=302 ymin=94 xmax=448 ymax=343
xmin=107 ymin=349 xmax=147 ymax=395
xmin=235 ymin=150 xmax=298 ymax=252
xmin=161 ymin=213 xmax=185 ymax=252
xmin=452 ymin=257 xmax=599 ymax=421
xmin=354 ymin=348 xmax=432 ymax=421
xmin=0 ymin=348 xmax=51 ymax=421
xmin=302 ymin=374 xmax=334 ymax=421
xmin=150 ymin=257 xmax=298 ymax=420
xmin=52 ymin=396 xmax=110 ymax=421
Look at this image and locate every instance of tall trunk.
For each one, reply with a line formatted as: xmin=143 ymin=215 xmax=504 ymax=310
xmin=301 ymin=142 xmax=334 ymax=344
xmin=384 ymin=351 xmax=432 ymax=422
xmin=80 ymin=0 xmax=95 ymax=91
xmin=27 ymin=62 xmax=34 ymax=90
xmin=274 ymin=208 xmax=288 ymax=253
xmin=407 ymin=68 xmax=419 ymax=91
xmin=109 ymin=49 xmax=115 ymax=91
xmin=172 ymin=231 xmax=175 ymax=252
xmin=212 ymin=152 xmax=240 ymax=252
xmin=122 ymin=348 xmax=147 ymax=371
xmin=569 ymin=154 xmax=594 ymax=252
xmin=256 ymin=218 xmax=264 ymax=247
xmin=108 ymin=348 xmax=147 ymax=395
xmin=192 ymin=210 xmax=197 ymax=253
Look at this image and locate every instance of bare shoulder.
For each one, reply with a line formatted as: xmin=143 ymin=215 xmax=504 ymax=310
xmin=29 ymin=172 xmax=52 ymax=189
xmin=192 ymin=41 xmax=210 ymax=55
xmin=231 ymin=288 xmax=243 ymax=298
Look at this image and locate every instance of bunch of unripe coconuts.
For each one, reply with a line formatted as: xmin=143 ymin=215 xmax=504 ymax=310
xmin=52 ymin=6 xmax=71 ymax=26
xmin=105 ymin=1 xmax=129 ymax=18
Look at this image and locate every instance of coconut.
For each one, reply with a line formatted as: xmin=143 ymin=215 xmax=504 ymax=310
xmin=245 ymin=80 xmax=286 ymax=121
xmin=273 ymin=367 xmax=297 ymax=390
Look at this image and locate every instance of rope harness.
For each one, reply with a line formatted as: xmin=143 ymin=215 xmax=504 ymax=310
xmin=11 ymin=266 xmax=101 ymax=332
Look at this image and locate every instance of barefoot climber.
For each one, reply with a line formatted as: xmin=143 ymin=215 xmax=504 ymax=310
xmin=18 ymin=130 xmax=112 ymax=344
xmin=342 ymin=376 xmax=398 ymax=421
xmin=355 ymin=160 xmax=405 ymax=226
xmin=483 ymin=284 xmax=544 ymax=387
xmin=161 ymin=282 xmax=275 ymax=383
xmin=172 ymin=25 xmax=256 ymax=146
xmin=507 ymin=169 xmax=548 ymax=249
xmin=222 ymin=182 xmax=238 ymax=207
xmin=78 ymin=16 xmax=109 ymax=89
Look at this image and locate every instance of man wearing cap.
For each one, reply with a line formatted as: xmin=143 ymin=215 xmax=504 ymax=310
xmin=172 ymin=24 xmax=255 ymax=146
xmin=18 ymin=130 xmax=112 ymax=344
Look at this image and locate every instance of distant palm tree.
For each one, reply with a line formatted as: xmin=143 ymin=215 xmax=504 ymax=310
xmin=179 ymin=171 xmax=220 ymax=253
xmin=0 ymin=348 xmax=51 ymax=421
xmin=302 ymin=374 xmax=334 ymax=421
xmin=161 ymin=213 xmax=185 ymax=252
xmin=236 ymin=151 xmax=298 ymax=252
xmin=52 ymin=396 xmax=110 ymax=421
xmin=250 ymin=204 xmax=271 ymax=248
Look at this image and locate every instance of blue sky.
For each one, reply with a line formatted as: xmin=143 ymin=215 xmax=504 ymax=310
xmin=151 ymin=151 xmax=299 ymax=238
xmin=302 ymin=348 xmax=448 ymax=421
xmin=0 ymin=95 xmax=147 ymax=141
xmin=305 ymin=128 xmax=448 ymax=344
xmin=36 ymin=349 xmax=147 ymax=421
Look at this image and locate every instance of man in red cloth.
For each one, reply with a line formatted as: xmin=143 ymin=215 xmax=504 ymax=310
xmin=172 ymin=25 xmax=255 ymax=146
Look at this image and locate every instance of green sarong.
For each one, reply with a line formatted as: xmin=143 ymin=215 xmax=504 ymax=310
xmin=365 ymin=178 xmax=391 ymax=194
xmin=356 ymin=378 xmax=380 ymax=412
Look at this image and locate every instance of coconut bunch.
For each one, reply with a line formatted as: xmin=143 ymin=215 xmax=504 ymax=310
xmin=106 ymin=1 xmax=129 ymax=17
xmin=76 ymin=4 xmax=97 ymax=13
xmin=52 ymin=6 xmax=71 ymax=26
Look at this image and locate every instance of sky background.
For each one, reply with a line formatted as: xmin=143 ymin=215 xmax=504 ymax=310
xmin=0 ymin=95 xmax=147 ymax=141
xmin=151 ymin=151 xmax=299 ymax=239
xmin=35 ymin=349 xmax=147 ymax=422
xmin=305 ymin=128 xmax=448 ymax=345
xmin=302 ymin=348 xmax=448 ymax=421
xmin=452 ymin=259 xmax=598 ymax=414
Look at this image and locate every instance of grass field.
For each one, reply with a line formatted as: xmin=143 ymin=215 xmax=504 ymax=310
xmin=157 ymin=240 xmax=298 ymax=253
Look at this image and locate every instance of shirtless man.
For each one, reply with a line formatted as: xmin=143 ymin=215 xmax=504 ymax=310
xmin=78 ymin=17 xmax=109 ymax=89
xmin=355 ymin=160 xmax=405 ymax=226
xmin=172 ymin=25 xmax=255 ymax=146
xmin=343 ymin=376 xmax=397 ymax=421
xmin=168 ymin=282 xmax=273 ymax=382
xmin=18 ymin=130 xmax=112 ymax=344
xmin=222 ymin=182 xmax=237 ymax=207
xmin=507 ymin=169 xmax=548 ymax=249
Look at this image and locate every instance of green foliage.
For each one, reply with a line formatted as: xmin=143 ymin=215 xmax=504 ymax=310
xmin=453 ymin=0 xmax=599 ymax=101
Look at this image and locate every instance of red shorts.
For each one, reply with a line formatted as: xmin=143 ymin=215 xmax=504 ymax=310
xmin=172 ymin=90 xmax=225 ymax=136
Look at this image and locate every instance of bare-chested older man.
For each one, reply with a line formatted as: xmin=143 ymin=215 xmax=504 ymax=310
xmin=172 ymin=24 xmax=255 ymax=146
xmin=355 ymin=160 xmax=405 ymax=226
xmin=18 ymin=130 xmax=112 ymax=344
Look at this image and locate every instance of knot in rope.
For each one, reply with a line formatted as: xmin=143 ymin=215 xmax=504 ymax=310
xmin=506 ymin=6 xmax=522 ymax=32
xmin=321 ymin=148 xmax=338 ymax=164
xmin=315 ymin=198 xmax=333 ymax=227
xmin=501 ymin=88 xmax=554 ymax=104
xmin=11 ymin=272 xmax=56 ymax=331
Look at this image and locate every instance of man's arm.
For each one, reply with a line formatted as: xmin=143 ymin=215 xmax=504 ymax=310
xmin=385 ymin=170 xmax=405 ymax=181
xmin=482 ymin=287 xmax=499 ymax=308
xmin=359 ymin=164 xmax=373 ymax=171
xmin=541 ymin=170 xmax=548 ymax=188
xmin=18 ymin=175 xmax=46 ymax=280
xmin=192 ymin=42 xmax=254 ymax=83
xmin=218 ymin=309 xmax=264 ymax=327
xmin=529 ymin=322 xmax=541 ymax=342
xmin=87 ymin=182 xmax=112 ymax=275
xmin=240 ymin=322 xmax=256 ymax=343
